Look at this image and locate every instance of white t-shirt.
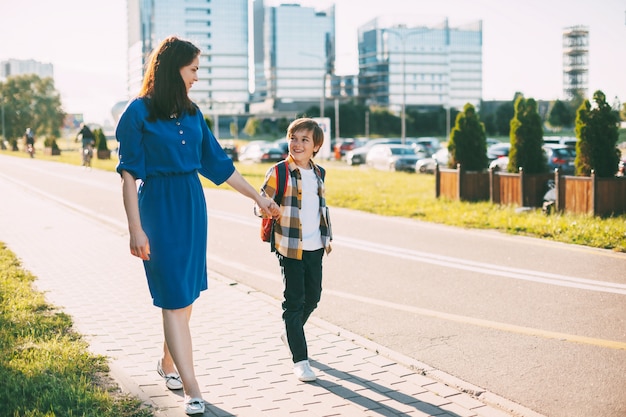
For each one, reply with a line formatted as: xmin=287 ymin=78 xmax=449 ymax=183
xmin=300 ymin=167 xmax=323 ymax=250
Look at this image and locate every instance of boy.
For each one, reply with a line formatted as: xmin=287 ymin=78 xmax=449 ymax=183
xmin=259 ymin=118 xmax=332 ymax=381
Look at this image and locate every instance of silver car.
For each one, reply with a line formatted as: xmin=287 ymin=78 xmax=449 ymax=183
xmin=366 ymin=144 xmax=423 ymax=172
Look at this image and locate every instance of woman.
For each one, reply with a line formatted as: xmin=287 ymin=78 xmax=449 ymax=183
xmin=116 ymin=36 xmax=278 ymax=415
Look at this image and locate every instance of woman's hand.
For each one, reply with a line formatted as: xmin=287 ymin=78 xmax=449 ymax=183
xmin=129 ymin=228 xmax=151 ymax=260
xmin=258 ymin=196 xmax=281 ymax=219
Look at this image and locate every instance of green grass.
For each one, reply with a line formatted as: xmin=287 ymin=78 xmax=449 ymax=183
xmin=0 ymin=242 xmax=152 ymax=417
xmin=2 ymin=145 xmax=625 ymax=252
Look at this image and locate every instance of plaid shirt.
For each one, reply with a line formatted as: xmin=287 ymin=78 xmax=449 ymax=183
xmin=259 ymin=156 xmax=332 ymax=260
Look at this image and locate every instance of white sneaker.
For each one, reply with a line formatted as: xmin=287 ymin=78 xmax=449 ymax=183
xmin=293 ymin=360 xmax=316 ymax=382
xmin=280 ymin=332 xmax=289 ymax=350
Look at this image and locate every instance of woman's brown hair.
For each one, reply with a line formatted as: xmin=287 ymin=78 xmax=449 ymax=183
xmin=140 ymin=36 xmax=200 ymax=121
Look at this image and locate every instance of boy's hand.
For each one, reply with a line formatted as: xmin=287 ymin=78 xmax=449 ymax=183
xmin=258 ymin=197 xmax=281 ymax=219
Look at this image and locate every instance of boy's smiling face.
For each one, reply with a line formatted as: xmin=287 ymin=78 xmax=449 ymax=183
xmin=288 ymin=128 xmax=320 ymax=168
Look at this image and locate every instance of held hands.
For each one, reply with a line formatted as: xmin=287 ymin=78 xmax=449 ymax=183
xmin=258 ymin=196 xmax=281 ymax=219
xmin=129 ymin=229 xmax=151 ymax=260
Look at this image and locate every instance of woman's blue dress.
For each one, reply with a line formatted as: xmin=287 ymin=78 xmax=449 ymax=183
xmin=115 ymin=98 xmax=234 ymax=309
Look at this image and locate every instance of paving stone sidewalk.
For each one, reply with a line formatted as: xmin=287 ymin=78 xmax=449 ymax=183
xmin=0 ymin=175 xmax=543 ymax=417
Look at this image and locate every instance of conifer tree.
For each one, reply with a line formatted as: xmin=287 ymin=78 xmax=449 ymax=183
xmin=575 ymin=90 xmax=620 ymax=177
xmin=508 ymin=96 xmax=546 ymax=174
xmin=447 ymin=103 xmax=488 ymax=170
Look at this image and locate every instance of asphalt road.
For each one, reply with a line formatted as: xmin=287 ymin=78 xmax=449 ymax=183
xmin=1 ymin=154 xmax=624 ymax=417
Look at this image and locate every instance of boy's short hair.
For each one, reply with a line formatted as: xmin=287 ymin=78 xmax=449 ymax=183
xmin=287 ymin=118 xmax=324 ymax=156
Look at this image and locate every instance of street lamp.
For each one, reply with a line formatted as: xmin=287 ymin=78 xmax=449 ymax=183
xmin=299 ymin=52 xmax=328 ymax=118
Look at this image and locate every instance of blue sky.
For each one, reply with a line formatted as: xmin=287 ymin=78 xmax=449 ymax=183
xmin=1 ymin=0 xmax=624 ymax=125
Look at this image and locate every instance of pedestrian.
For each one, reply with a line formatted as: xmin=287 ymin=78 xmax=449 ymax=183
xmin=257 ymin=118 xmax=332 ymax=382
xmin=115 ymin=35 xmax=279 ymax=415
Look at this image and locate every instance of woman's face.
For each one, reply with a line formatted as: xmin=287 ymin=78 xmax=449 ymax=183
xmin=180 ymin=56 xmax=199 ymax=93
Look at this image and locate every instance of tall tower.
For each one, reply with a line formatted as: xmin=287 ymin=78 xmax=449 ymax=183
xmin=562 ymin=25 xmax=589 ymax=100
xmin=126 ymin=0 xmax=250 ymax=114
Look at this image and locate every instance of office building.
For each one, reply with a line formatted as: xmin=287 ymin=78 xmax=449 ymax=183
xmin=0 ymin=59 xmax=53 ymax=80
xmin=126 ymin=0 xmax=250 ymax=114
xmin=358 ymin=17 xmax=482 ymax=112
xmin=251 ymin=2 xmax=335 ymax=113
xmin=562 ymin=25 xmax=589 ymax=100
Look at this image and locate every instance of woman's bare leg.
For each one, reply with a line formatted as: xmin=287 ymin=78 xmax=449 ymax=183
xmin=160 ymin=307 xmax=192 ymax=374
xmin=162 ymin=305 xmax=202 ymax=399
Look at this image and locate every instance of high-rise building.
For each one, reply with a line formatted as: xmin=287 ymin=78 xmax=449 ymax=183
xmin=126 ymin=0 xmax=250 ymax=114
xmin=0 ymin=59 xmax=53 ymax=80
xmin=251 ymin=2 xmax=335 ymax=113
xmin=562 ymin=25 xmax=589 ymax=100
xmin=358 ymin=17 xmax=482 ymax=112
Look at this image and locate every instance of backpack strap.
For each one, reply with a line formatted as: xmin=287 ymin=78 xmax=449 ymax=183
xmin=274 ymin=160 xmax=288 ymax=205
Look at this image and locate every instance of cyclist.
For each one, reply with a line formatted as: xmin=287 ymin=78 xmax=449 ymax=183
xmin=25 ymin=128 xmax=35 ymax=157
xmin=76 ymin=123 xmax=95 ymax=167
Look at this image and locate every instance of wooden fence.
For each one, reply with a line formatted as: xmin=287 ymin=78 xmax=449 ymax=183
xmin=436 ymin=165 xmax=626 ymax=217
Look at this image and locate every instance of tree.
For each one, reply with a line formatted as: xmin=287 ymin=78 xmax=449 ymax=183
xmin=447 ymin=103 xmax=488 ymax=170
xmin=548 ymin=99 xmax=574 ymax=129
xmin=243 ymin=117 xmax=261 ymax=137
xmin=574 ymin=90 xmax=620 ymax=177
xmin=620 ymin=103 xmax=626 ymax=122
xmin=508 ymin=96 xmax=546 ymax=174
xmin=0 ymin=74 xmax=65 ymax=141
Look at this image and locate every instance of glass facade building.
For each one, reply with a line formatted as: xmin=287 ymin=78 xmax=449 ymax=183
xmin=252 ymin=2 xmax=335 ymax=112
xmin=0 ymin=59 xmax=53 ymax=79
xmin=358 ymin=18 xmax=482 ymax=112
xmin=126 ymin=0 xmax=250 ymax=114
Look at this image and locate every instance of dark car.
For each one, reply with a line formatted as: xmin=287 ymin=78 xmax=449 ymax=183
xmin=238 ymin=141 xmax=285 ymax=163
xmin=220 ymin=142 xmax=238 ymax=161
xmin=543 ymin=144 xmax=576 ymax=175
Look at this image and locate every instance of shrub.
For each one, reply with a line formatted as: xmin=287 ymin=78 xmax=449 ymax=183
xmin=575 ymin=90 xmax=620 ymax=177
xmin=508 ymin=96 xmax=546 ymax=174
xmin=94 ymin=128 xmax=109 ymax=152
xmin=447 ymin=103 xmax=488 ymax=170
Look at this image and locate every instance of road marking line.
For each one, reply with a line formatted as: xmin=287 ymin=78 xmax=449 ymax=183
xmin=208 ymin=255 xmax=626 ymax=352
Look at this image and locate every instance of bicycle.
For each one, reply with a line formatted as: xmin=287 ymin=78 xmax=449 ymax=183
xmin=82 ymin=142 xmax=94 ymax=168
xmin=26 ymin=142 xmax=35 ymax=158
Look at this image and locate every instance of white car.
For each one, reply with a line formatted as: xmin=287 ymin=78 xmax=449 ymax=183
xmin=366 ymin=144 xmax=422 ymax=172
xmin=415 ymin=147 xmax=449 ymax=174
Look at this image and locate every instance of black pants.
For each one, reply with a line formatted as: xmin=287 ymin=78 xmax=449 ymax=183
xmin=278 ymin=249 xmax=324 ymax=363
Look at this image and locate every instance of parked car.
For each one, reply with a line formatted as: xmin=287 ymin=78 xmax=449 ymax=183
xmin=272 ymin=138 xmax=289 ymax=156
xmin=543 ymin=144 xmax=576 ymax=175
xmin=486 ymin=138 xmax=500 ymax=147
xmin=412 ymin=137 xmax=440 ymax=157
xmin=333 ymin=138 xmax=359 ymax=160
xmin=544 ymin=136 xmax=577 ymax=148
xmin=488 ymin=156 xmax=509 ymax=171
xmin=238 ymin=141 xmax=285 ymax=163
xmin=415 ymin=147 xmax=449 ymax=174
xmin=366 ymin=144 xmax=422 ymax=172
xmin=220 ymin=141 xmax=238 ymax=161
xmin=489 ymin=145 xmax=576 ymax=174
xmin=345 ymin=138 xmax=396 ymax=166
xmin=487 ymin=142 xmax=511 ymax=162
